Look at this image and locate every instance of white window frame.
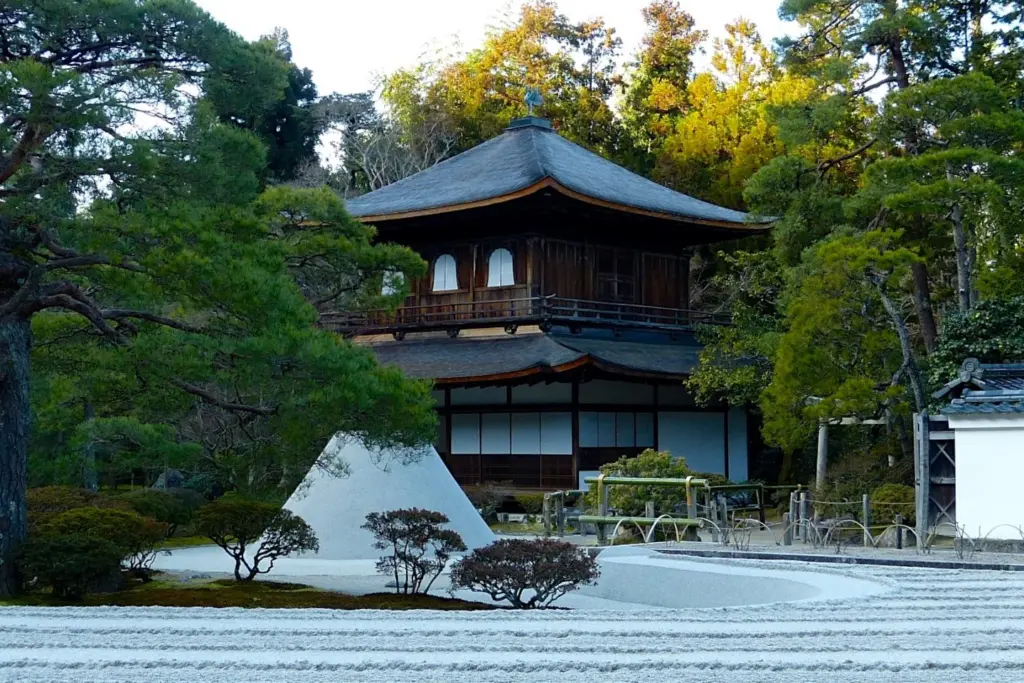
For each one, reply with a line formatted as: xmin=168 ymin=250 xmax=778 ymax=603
xmin=432 ymin=254 xmax=458 ymax=292
xmin=487 ymin=248 xmax=515 ymax=287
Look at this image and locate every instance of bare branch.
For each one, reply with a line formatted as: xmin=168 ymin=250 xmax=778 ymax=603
xmin=101 ymin=308 xmax=204 ymax=334
xmin=172 ymin=379 xmax=278 ymax=416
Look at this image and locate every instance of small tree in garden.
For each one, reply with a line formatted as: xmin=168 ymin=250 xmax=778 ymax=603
xmin=362 ymin=509 xmax=467 ymax=594
xmin=41 ymin=508 xmax=167 ymax=580
xmin=450 ymin=538 xmax=600 ymax=609
xmin=197 ymin=499 xmax=319 ymax=581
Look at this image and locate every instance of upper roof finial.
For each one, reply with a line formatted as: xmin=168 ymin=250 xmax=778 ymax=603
xmin=525 ymin=87 xmax=544 ymax=116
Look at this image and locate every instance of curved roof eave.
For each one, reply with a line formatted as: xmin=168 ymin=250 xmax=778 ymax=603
xmin=345 ymin=121 xmax=775 ymax=231
xmin=355 ymin=176 xmax=773 ymax=231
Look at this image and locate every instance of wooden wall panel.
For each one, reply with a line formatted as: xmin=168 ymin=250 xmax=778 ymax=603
xmin=394 ymin=237 xmax=688 ymax=314
xmin=642 ymin=253 xmax=683 ymax=308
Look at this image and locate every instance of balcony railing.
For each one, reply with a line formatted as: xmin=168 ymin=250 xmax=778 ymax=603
xmin=320 ymin=295 xmax=730 ymax=337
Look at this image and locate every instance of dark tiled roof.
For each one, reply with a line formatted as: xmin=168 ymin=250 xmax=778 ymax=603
xmin=368 ymin=329 xmax=701 ymax=382
xmin=939 ymin=359 xmax=1024 ymax=415
xmin=345 ymin=118 xmax=765 ymax=228
xmin=944 ymin=401 xmax=1024 ymax=415
xmin=370 ymin=334 xmax=583 ymax=380
xmin=552 ymin=333 xmax=701 ymax=377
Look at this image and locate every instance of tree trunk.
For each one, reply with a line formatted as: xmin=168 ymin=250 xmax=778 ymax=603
xmin=910 ymin=262 xmax=938 ymax=354
xmin=0 ymin=316 xmax=31 ymax=597
xmin=82 ymin=401 xmax=97 ymax=492
xmin=875 ymin=280 xmax=927 ymax=412
xmin=950 ymin=201 xmax=971 ymax=313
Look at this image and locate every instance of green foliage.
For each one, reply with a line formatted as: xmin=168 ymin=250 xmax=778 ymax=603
xmin=688 ymin=250 xmax=785 ymax=406
xmin=450 ymin=538 xmax=600 ymax=609
xmin=583 ymin=449 xmax=721 ymax=517
xmin=197 ymin=498 xmax=318 ymax=580
xmin=930 ymin=297 xmax=1024 ymax=389
xmin=762 ymin=231 xmax=922 ymax=452
xmin=871 ymin=483 xmax=916 ymax=527
xmin=18 ymin=535 xmax=125 ymax=600
xmin=40 ymin=508 xmax=167 ymax=579
xmin=514 ymin=493 xmax=546 ymax=516
xmin=118 ymin=489 xmax=204 ymax=537
xmin=815 ymin=443 xmax=912 ymax=520
xmin=214 ymin=29 xmax=325 ymax=183
xmin=25 ymin=487 xmax=130 ymax=533
xmin=361 ymin=509 xmax=467 ymax=594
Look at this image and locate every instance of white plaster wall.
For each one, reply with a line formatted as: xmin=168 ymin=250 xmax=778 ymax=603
xmin=657 ymin=411 xmax=725 ymax=474
xmin=946 ymin=415 xmax=1024 ymax=540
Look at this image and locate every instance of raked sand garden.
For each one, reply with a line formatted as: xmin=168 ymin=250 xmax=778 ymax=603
xmin=4 ymin=545 xmax=1024 ymax=683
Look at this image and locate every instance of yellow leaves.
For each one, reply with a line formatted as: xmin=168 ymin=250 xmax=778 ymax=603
xmin=645 ymin=79 xmax=686 ymax=113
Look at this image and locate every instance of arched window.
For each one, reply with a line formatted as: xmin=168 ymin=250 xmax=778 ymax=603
xmin=487 ymin=248 xmax=515 ymax=287
xmin=432 ymin=254 xmax=458 ymax=292
xmin=381 ymin=270 xmax=405 ymax=296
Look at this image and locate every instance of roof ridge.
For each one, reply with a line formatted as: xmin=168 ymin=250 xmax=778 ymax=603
xmin=526 ymin=126 xmax=548 ymax=181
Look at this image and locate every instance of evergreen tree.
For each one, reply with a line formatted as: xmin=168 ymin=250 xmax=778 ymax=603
xmin=0 ymin=0 xmax=434 ymax=596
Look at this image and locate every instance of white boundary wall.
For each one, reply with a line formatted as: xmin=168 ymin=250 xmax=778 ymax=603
xmin=946 ymin=414 xmax=1024 ymax=539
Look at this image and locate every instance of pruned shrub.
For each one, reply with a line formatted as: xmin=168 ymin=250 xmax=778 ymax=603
xmin=26 ymin=486 xmax=130 ymax=533
xmin=41 ymin=508 xmax=168 ymax=579
xmin=197 ymin=498 xmax=319 ymax=581
xmin=118 ymin=489 xmax=204 ymax=537
xmin=514 ymin=493 xmax=546 ymax=516
xmin=18 ymin=535 xmax=125 ymax=600
xmin=450 ymin=538 xmax=600 ymax=609
xmin=871 ymin=483 xmax=916 ymax=527
xmin=362 ymin=508 xmax=467 ymax=594
xmin=583 ymin=449 xmax=721 ymax=516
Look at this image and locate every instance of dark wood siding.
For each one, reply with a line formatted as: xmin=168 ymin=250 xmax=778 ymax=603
xmin=399 ymin=236 xmax=690 ymax=315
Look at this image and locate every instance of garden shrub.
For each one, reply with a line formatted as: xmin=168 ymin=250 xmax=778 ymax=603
xmin=197 ymin=498 xmax=319 ymax=581
xmin=41 ymin=508 xmax=168 ymax=579
xmin=118 ymin=488 xmax=204 ymax=537
xmin=871 ymin=483 xmax=916 ymax=527
xmin=362 ymin=508 xmax=466 ymax=594
xmin=450 ymin=538 xmax=600 ymax=609
xmin=466 ymin=481 xmax=513 ymax=522
xmin=583 ymin=449 xmax=712 ymax=516
xmin=26 ymin=486 xmax=129 ymax=532
xmin=18 ymin=535 xmax=125 ymax=600
xmin=514 ymin=493 xmax=546 ymax=516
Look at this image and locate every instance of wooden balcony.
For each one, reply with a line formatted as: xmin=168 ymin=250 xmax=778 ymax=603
xmin=320 ymin=294 xmax=730 ymax=338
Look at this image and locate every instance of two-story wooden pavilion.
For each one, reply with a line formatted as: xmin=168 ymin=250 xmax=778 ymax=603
xmin=326 ymin=116 xmax=771 ymax=490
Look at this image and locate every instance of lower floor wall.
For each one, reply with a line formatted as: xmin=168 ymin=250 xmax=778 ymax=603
xmin=434 ymin=380 xmax=749 ymax=489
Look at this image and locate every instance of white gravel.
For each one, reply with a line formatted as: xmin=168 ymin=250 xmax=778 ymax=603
xmin=4 ymin=547 xmax=1024 ymax=682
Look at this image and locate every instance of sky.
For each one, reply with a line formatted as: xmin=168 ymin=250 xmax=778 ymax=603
xmin=194 ymin=1 xmax=794 ymax=97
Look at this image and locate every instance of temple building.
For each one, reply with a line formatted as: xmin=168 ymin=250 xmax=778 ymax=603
xmin=326 ymin=115 xmax=772 ymax=490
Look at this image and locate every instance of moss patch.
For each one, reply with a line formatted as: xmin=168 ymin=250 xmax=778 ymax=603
xmin=3 ymin=574 xmax=495 ymax=610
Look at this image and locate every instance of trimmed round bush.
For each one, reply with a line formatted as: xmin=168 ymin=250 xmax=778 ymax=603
xmin=514 ymin=493 xmax=546 ymax=516
xmin=19 ymin=535 xmax=125 ymax=600
xmin=450 ymin=538 xmax=600 ymax=609
xmin=41 ymin=508 xmax=167 ymax=579
xmin=871 ymin=483 xmax=916 ymax=527
xmin=26 ymin=486 xmax=130 ymax=532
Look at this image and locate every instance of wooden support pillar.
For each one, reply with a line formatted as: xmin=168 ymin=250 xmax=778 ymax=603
xmin=863 ymin=493 xmax=871 ymax=547
xmin=681 ymin=249 xmax=692 ymax=323
xmin=816 ymin=420 xmax=829 ymax=494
